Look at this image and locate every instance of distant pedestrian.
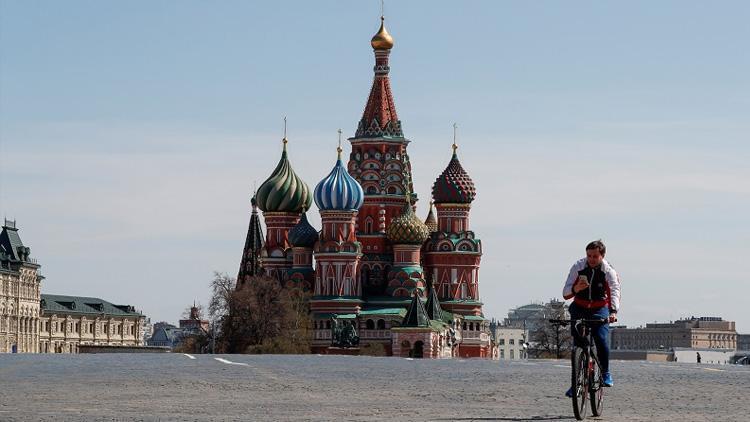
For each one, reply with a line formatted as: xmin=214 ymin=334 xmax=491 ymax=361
xmin=697 ymin=352 xmax=702 ymax=364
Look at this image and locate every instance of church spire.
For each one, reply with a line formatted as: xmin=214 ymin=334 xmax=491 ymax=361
xmin=425 ymin=284 xmax=444 ymax=321
xmin=237 ymin=192 xmax=264 ymax=289
xmin=402 ymin=291 xmax=430 ymax=327
xmin=356 ymin=14 xmax=402 ymax=138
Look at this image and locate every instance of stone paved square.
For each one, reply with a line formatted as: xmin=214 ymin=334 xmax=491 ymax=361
xmin=0 ymin=354 xmax=747 ymax=421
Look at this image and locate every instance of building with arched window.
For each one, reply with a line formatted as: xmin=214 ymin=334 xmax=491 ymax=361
xmin=1 ymin=220 xmax=43 ymax=353
xmin=38 ymin=294 xmax=145 ymax=353
xmin=235 ymin=14 xmax=494 ymax=359
xmin=2 ymin=220 xmax=147 ymax=354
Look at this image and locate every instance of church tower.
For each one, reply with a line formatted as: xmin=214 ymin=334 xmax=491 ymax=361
xmin=424 ymin=143 xmax=483 ymax=316
xmin=347 ymin=15 xmax=418 ymax=297
xmin=255 ymin=137 xmax=312 ymax=283
xmin=424 ymin=142 xmax=490 ymax=357
xmin=385 ymin=194 xmax=430 ymax=298
xmin=236 ymin=194 xmax=264 ymax=289
xmin=311 ymin=139 xmax=366 ymax=316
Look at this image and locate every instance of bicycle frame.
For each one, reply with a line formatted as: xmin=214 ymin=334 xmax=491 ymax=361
xmin=550 ymin=318 xmax=607 ymax=420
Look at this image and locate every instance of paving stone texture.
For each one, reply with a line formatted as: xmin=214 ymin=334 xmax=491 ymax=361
xmin=0 ymin=354 xmax=747 ymax=421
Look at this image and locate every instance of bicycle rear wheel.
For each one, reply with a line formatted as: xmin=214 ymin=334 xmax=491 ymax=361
xmin=572 ymin=347 xmax=589 ymax=420
xmin=589 ymin=353 xmax=604 ymax=417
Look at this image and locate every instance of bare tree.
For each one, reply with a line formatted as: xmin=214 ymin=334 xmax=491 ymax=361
xmin=276 ymin=288 xmax=312 ymax=353
xmin=529 ymin=301 xmax=572 ymax=359
xmin=208 ymin=271 xmax=235 ymax=325
xmin=217 ymin=275 xmax=312 ymax=354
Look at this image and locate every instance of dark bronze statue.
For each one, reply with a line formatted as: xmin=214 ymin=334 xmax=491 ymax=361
xmin=331 ymin=316 xmax=360 ymax=348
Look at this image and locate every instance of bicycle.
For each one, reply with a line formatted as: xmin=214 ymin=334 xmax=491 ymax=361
xmin=549 ymin=318 xmax=608 ymax=420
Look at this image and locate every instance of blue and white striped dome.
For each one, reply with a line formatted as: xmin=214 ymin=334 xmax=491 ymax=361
xmin=314 ymin=153 xmax=365 ymax=211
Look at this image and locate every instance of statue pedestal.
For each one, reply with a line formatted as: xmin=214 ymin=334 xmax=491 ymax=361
xmin=325 ymin=347 xmax=361 ymax=356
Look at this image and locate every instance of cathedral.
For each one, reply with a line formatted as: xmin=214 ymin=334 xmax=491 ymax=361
xmin=237 ymin=15 xmax=494 ymax=359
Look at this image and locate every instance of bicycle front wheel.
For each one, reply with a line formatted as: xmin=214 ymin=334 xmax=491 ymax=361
xmin=572 ymin=347 xmax=589 ymax=420
xmin=589 ymin=353 xmax=604 ymax=417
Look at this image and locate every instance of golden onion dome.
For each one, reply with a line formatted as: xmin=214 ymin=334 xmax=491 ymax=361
xmin=371 ymin=16 xmax=394 ymax=50
xmin=387 ymin=196 xmax=430 ymax=245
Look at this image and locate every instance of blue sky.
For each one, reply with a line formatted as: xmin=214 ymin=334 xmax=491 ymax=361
xmin=1 ymin=1 xmax=748 ymax=330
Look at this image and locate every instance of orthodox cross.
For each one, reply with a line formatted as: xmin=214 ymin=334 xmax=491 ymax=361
xmin=282 ymin=116 xmax=288 ymax=146
xmin=337 ymin=128 xmax=343 ymax=157
xmin=452 ymin=122 xmax=458 ymax=151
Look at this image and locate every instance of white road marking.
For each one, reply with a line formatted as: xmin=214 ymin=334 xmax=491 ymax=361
xmin=554 ymin=365 xmax=571 ymax=368
xmin=214 ymin=357 xmax=249 ymax=367
xmin=183 ymin=354 xmax=196 ymax=360
xmin=703 ymin=367 xmax=724 ymax=372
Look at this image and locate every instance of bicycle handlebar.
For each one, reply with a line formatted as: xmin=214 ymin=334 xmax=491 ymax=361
xmin=549 ymin=318 xmax=608 ymax=326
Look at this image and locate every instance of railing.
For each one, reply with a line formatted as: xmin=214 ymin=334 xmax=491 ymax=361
xmin=359 ymin=330 xmax=391 ymax=340
xmin=462 ymin=332 xmax=490 ymax=341
xmin=313 ymin=330 xmax=332 ymax=340
xmin=313 ymin=330 xmax=391 ymax=340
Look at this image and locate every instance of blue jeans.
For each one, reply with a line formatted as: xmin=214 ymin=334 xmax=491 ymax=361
xmin=569 ymin=302 xmax=610 ymax=373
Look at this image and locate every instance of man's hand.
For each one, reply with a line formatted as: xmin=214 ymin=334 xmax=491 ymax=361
xmin=609 ymin=313 xmax=618 ymax=323
xmin=572 ymin=278 xmax=589 ymax=294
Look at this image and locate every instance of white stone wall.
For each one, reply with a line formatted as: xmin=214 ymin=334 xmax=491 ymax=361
xmin=673 ymin=349 xmax=736 ymax=365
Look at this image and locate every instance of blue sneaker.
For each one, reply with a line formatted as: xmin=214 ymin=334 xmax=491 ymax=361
xmin=565 ymin=387 xmax=574 ymax=398
xmin=603 ymin=372 xmax=614 ymax=387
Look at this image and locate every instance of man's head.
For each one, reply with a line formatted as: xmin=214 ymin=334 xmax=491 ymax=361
xmin=586 ymin=240 xmax=606 ymax=267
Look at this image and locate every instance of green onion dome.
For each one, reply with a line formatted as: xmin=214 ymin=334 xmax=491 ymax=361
xmin=256 ymin=140 xmax=312 ymax=213
xmin=432 ymin=144 xmax=476 ymax=204
xmin=288 ymin=212 xmax=319 ymax=248
xmin=387 ymin=196 xmax=430 ymax=245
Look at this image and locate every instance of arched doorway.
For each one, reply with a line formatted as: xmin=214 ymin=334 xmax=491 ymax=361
xmin=413 ymin=341 xmax=424 ymax=358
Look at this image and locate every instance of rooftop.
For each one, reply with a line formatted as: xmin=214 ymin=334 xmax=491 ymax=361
xmin=41 ymin=294 xmax=143 ymax=317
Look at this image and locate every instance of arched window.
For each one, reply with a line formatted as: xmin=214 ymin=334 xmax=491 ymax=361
xmin=462 ymin=322 xmax=467 ymax=331
xmin=366 ymin=319 xmax=375 ymax=330
xmin=365 ymin=217 xmax=374 ymax=234
xmin=377 ymin=319 xmax=386 ymax=330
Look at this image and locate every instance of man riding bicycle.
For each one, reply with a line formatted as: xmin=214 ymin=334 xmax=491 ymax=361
xmin=562 ymin=240 xmax=621 ymax=396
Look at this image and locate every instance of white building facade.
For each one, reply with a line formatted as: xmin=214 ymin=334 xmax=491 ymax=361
xmin=493 ymin=326 xmax=528 ymax=360
xmin=0 ymin=220 xmax=43 ymax=353
xmin=38 ymin=294 xmax=145 ymax=353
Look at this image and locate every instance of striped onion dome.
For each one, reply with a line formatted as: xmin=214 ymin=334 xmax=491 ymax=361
xmin=432 ymin=144 xmax=476 ymax=204
xmin=387 ymin=196 xmax=430 ymax=245
xmin=256 ymin=140 xmax=312 ymax=213
xmin=288 ymin=212 xmax=319 ymax=248
xmin=314 ymin=148 xmax=365 ymax=211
